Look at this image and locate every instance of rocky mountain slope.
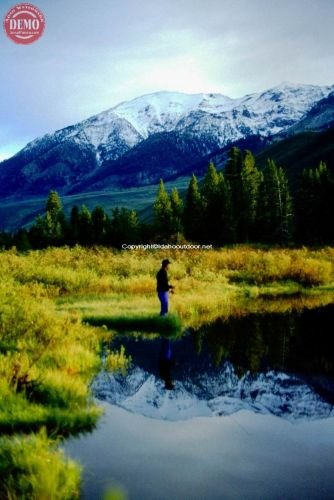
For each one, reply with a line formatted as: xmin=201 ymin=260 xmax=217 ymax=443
xmin=0 ymin=82 xmax=332 ymax=198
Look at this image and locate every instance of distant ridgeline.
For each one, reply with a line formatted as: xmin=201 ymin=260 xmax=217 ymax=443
xmin=0 ymin=147 xmax=333 ymax=250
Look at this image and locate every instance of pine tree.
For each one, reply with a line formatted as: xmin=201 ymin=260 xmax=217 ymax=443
xmin=216 ymin=173 xmax=234 ymax=244
xmin=170 ymin=187 xmax=183 ymax=236
xmin=296 ymin=162 xmax=334 ymax=244
xmin=314 ymin=162 xmax=333 ymax=244
xmin=0 ymin=230 xmax=12 ymax=250
xmin=30 ymin=191 xmax=64 ymax=247
xmin=225 ymin=147 xmax=243 ymax=182
xmin=183 ymin=174 xmax=204 ymax=242
xmin=46 ymin=190 xmax=66 ymax=242
xmin=78 ymin=205 xmax=94 ymax=245
xmin=108 ymin=207 xmax=139 ymax=247
xmin=202 ymin=161 xmax=220 ymax=203
xmin=33 ymin=212 xmax=61 ymax=246
xmin=28 ymin=215 xmax=45 ymax=249
xmin=69 ymin=205 xmax=80 ymax=244
xmin=295 ymin=168 xmax=315 ymax=244
xmin=258 ymin=159 xmax=293 ymax=244
xmin=91 ymin=206 xmax=108 ymax=244
xmin=239 ymin=150 xmax=263 ymax=241
xmin=153 ymin=179 xmax=173 ymax=238
xmin=201 ymin=162 xmax=220 ymax=243
xmin=12 ymin=229 xmax=31 ymax=252
xmin=32 ymin=190 xmax=65 ymax=245
xmin=224 ymin=147 xmax=243 ymax=241
xmin=200 ymin=162 xmax=234 ymax=245
xmin=46 ymin=190 xmax=62 ymax=222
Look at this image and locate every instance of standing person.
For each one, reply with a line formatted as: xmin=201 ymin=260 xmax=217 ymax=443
xmin=156 ymin=259 xmax=174 ymax=316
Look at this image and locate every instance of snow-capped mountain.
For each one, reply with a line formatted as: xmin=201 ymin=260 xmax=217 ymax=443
xmin=108 ymin=83 xmax=332 ymax=142
xmin=286 ymin=90 xmax=334 ymax=135
xmin=92 ymin=363 xmax=334 ymax=422
xmin=0 ymin=82 xmax=333 ymax=197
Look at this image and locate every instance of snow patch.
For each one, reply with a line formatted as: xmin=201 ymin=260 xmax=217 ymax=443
xmin=92 ymin=363 xmax=334 ymax=422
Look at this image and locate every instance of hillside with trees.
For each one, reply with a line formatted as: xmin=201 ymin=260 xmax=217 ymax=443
xmin=0 ymin=147 xmax=333 ymax=250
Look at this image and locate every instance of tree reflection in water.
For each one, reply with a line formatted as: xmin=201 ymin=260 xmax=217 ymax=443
xmin=192 ymin=303 xmax=334 ymax=379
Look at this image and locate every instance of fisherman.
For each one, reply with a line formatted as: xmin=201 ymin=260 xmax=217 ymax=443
xmin=156 ymin=259 xmax=174 ymax=316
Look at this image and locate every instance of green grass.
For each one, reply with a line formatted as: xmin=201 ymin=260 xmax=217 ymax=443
xmin=0 ymin=430 xmax=81 ymax=499
xmin=83 ymin=313 xmax=182 ymax=336
xmin=0 ymin=277 xmax=105 ymax=497
xmin=0 ymin=396 xmax=102 ymax=436
xmin=0 ymin=177 xmax=190 ymax=231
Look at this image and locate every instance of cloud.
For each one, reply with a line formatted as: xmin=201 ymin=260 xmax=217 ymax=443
xmin=0 ymin=0 xmax=334 ymax=159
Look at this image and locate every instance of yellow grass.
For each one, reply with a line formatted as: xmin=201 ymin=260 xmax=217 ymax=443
xmin=1 ymin=245 xmax=331 ymax=327
xmin=0 ymin=244 xmax=333 ymax=496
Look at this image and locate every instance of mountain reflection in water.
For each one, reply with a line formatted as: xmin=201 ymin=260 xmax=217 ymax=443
xmin=92 ymin=304 xmax=334 ymax=421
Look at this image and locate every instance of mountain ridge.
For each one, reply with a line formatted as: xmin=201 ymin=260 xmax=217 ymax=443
xmin=1 ymin=82 xmax=333 ymax=198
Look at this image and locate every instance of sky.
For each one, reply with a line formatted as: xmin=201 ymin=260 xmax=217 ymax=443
xmin=1 ymin=0 xmax=334 ymax=160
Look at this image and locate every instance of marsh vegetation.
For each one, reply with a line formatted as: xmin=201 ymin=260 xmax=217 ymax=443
xmin=0 ymin=245 xmax=333 ymax=497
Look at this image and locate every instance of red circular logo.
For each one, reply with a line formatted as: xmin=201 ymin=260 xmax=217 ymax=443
xmin=3 ymin=4 xmax=45 ymax=44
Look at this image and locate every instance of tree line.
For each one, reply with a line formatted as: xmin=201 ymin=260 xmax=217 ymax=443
xmin=0 ymin=147 xmax=333 ymax=250
xmin=154 ymin=147 xmax=334 ymax=246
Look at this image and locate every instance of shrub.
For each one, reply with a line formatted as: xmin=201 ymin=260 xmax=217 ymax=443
xmin=0 ymin=430 xmax=81 ymax=499
xmin=288 ymin=257 xmax=332 ymax=286
xmin=104 ymin=345 xmax=132 ymax=375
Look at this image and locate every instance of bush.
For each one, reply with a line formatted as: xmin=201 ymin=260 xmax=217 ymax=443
xmin=0 ymin=280 xmax=101 ymax=435
xmin=0 ymin=430 xmax=81 ymax=499
xmin=288 ymin=257 xmax=333 ymax=286
xmin=104 ymin=345 xmax=132 ymax=375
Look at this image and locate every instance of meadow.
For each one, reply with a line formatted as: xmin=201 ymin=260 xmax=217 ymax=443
xmin=0 ymin=176 xmax=190 ymax=232
xmin=0 ymin=244 xmax=334 ymax=498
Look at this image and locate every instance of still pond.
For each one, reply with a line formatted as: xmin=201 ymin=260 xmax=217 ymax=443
xmin=65 ymin=304 xmax=334 ymax=499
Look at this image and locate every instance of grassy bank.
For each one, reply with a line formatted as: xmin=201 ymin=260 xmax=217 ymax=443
xmin=83 ymin=313 xmax=182 ymax=336
xmin=0 ymin=430 xmax=81 ymax=499
xmin=0 ymin=275 xmax=125 ymax=498
xmin=40 ymin=245 xmax=334 ymax=326
xmin=0 ymin=244 xmax=333 ymax=497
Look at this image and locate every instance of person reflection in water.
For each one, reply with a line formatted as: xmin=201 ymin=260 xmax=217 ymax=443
xmin=159 ymin=338 xmax=174 ymax=390
xmin=156 ymin=259 xmax=174 ymax=316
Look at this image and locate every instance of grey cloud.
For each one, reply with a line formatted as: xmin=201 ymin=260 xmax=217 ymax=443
xmin=0 ymin=0 xmax=333 ymax=159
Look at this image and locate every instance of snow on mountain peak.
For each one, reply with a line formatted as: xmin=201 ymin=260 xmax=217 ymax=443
xmin=111 ymin=90 xmax=244 ymax=138
xmin=112 ymin=91 xmax=212 ymax=138
xmin=103 ymin=83 xmax=333 ymax=141
xmin=13 ymin=82 xmax=334 ymax=173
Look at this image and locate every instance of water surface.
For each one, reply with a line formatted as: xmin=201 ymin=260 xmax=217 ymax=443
xmin=65 ymin=303 xmax=334 ymax=499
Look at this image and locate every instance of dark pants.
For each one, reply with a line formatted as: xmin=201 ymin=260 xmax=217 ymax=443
xmin=158 ymin=291 xmax=169 ymax=316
